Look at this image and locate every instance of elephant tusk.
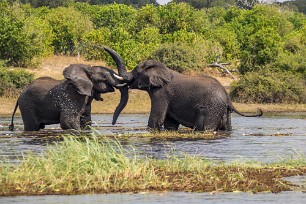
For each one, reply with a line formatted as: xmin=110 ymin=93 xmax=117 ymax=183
xmin=113 ymin=73 xmax=124 ymax=81
xmin=116 ymin=83 xmax=127 ymax=87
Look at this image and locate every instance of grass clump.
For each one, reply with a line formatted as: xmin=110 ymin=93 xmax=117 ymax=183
xmin=0 ymin=134 xmax=306 ymax=196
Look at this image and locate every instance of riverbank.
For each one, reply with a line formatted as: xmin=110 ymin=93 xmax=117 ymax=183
xmin=1 ymin=93 xmax=306 ymax=116
xmin=1 ymin=55 xmax=305 ymax=116
xmin=0 ymin=135 xmax=305 ymax=196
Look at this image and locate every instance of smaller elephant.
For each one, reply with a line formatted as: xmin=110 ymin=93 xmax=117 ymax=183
xmin=105 ymin=48 xmax=263 ymax=131
xmin=9 ymin=62 xmax=127 ymax=131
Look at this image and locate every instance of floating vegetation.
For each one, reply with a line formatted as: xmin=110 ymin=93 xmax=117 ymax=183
xmin=0 ymin=133 xmax=306 ymax=196
xmin=243 ymin=132 xmax=293 ymax=137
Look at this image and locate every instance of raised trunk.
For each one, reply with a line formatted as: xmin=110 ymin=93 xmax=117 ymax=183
xmin=103 ymin=47 xmax=133 ymax=125
xmin=104 ymin=47 xmax=131 ymax=80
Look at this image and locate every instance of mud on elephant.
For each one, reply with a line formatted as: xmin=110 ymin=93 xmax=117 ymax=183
xmin=9 ymin=58 xmax=128 ymax=131
xmin=104 ymin=48 xmax=263 ymax=131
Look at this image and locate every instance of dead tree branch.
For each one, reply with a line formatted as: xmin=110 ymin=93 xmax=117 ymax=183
xmin=208 ymin=59 xmax=235 ymax=79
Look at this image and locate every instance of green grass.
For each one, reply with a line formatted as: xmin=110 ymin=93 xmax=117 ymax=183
xmin=0 ymin=133 xmax=306 ymax=196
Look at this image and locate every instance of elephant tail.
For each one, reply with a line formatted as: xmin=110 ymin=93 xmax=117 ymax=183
xmin=9 ymin=100 xmax=19 ymax=131
xmin=229 ymin=104 xmax=263 ymax=117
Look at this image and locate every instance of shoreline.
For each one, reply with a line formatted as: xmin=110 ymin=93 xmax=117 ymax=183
xmin=1 ymin=92 xmax=306 ymax=116
xmin=1 ymin=56 xmax=305 ymax=117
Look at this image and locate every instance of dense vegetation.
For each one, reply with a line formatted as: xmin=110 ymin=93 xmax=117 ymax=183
xmin=0 ymin=0 xmax=305 ymax=103
xmin=0 ymin=68 xmax=34 ymax=97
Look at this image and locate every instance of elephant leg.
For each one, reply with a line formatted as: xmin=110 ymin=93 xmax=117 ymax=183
xmin=23 ymin=120 xmax=40 ymax=131
xmin=224 ymin=108 xmax=232 ymax=131
xmin=194 ymin=107 xmax=224 ymax=131
xmin=216 ymin=107 xmax=232 ymax=131
xmin=20 ymin=109 xmax=41 ymax=131
xmin=164 ymin=116 xmax=180 ymax=131
xmin=39 ymin=123 xmax=46 ymax=130
xmin=80 ymin=104 xmax=92 ymax=130
xmin=60 ymin=113 xmax=81 ymax=130
xmin=148 ymin=101 xmax=168 ymax=130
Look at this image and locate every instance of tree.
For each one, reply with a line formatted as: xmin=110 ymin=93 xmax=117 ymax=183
xmin=19 ymin=0 xmax=159 ymax=8
xmin=45 ymin=6 xmax=93 ymax=54
xmin=173 ymin=0 xmax=236 ymax=9
xmin=20 ymin=0 xmax=73 ymax=8
xmin=0 ymin=0 xmax=53 ymax=66
xmin=290 ymin=0 xmax=306 ymax=14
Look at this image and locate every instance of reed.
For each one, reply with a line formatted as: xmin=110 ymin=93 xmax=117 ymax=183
xmin=0 ymin=133 xmax=305 ymax=196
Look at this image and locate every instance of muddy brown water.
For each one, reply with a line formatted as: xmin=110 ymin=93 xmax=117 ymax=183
xmin=0 ymin=113 xmax=306 ymax=203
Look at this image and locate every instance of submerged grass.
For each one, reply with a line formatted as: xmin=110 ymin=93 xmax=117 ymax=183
xmin=0 ymin=133 xmax=306 ymax=196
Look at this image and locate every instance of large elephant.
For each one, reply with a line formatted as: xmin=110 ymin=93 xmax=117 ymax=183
xmin=9 ymin=58 xmax=128 ymax=131
xmin=105 ymin=48 xmax=263 ymax=131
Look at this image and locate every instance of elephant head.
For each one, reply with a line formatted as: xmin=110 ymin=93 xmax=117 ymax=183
xmin=127 ymin=60 xmax=173 ymax=90
xmin=103 ymin=47 xmax=173 ymax=90
xmin=63 ymin=63 xmax=128 ymax=125
xmin=103 ymin=47 xmax=173 ymax=122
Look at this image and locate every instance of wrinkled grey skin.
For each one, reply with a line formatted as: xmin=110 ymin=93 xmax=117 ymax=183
xmin=9 ymin=64 xmax=128 ymax=131
xmin=107 ymin=54 xmax=263 ymax=131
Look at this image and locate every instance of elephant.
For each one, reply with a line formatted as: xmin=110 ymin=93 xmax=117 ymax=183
xmin=104 ymin=48 xmax=263 ymax=131
xmin=9 ymin=56 xmax=128 ymax=131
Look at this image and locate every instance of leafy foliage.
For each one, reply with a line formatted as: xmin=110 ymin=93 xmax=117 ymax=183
xmin=230 ymin=70 xmax=306 ymax=103
xmin=19 ymin=0 xmax=159 ymax=8
xmin=45 ymin=6 xmax=94 ymax=54
xmin=150 ymin=42 xmax=204 ymax=73
xmin=0 ymin=1 xmax=306 ymax=103
xmin=0 ymin=68 xmax=34 ymax=97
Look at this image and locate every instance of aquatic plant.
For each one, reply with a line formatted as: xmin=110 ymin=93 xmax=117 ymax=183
xmin=0 ymin=133 xmax=305 ymax=196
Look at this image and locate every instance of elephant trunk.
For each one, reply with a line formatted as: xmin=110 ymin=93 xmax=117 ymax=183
xmin=112 ymin=86 xmax=129 ymax=125
xmin=103 ymin=47 xmax=133 ymax=81
xmin=103 ymin=47 xmax=131 ymax=125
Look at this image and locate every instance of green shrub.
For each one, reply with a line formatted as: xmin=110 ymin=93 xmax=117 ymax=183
xmin=230 ymin=71 xmax=306 ymax=104
xmin=45 ymin=6 xmax=94 ymax=55
xmin=0 ymin=68 xmax=34 ymax=97
xmin=239 ymin=27 xmax=283 ymax=74
xmin=157 ymin=2 xmax=198 ymax=34
xmin=82 ymin=27 xmax=112 ymax=60
xmin=150 ymin=41 xmax=206 ymax=73
xmin=83 ymin=26 xmax=161 ymax=69
xmin=87 ymin=4 xmax=136 ymax=30
xmin=0 ymin=1 xmax=54 ymax=67
xmin=274 ymin=47 xmax=306 ymax=76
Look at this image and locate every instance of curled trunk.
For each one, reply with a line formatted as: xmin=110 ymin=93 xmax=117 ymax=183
xmin=104 ymin=47 xmax=131 ymax=80
xmin=103 ymin=47 xmax=132 ymax=125
xmin=112 ymin=86 xmax=129 ymax=125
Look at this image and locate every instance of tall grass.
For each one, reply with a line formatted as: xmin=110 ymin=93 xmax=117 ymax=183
xmin=0 ymin=133 xmax=306 ymax=196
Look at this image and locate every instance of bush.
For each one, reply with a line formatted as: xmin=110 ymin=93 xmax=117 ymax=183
xmin=230 ymin=70 xmax=306 ymax=104
xmin=0 ymin=68 xmax=34 ymax=97
xmin=157 ymin=2 xmax=198 ymax=34
xmin=150 ymin=41 xmax=206 ymax=73
xmin=0 ymin=1 xmax=54 ymax=67
xmin=45 ymin=6 xmax=94 ymax=55
xmin=87 ymin=3 xmax=136 ymax=30
xmin=83 ymin=26 xmax=161 ymax=69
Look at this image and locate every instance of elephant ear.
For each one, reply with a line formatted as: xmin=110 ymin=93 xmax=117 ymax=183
xmin=63 ymin=64 xmax=93 ymax=96
xmin=140 ymin=60 xmax=173 ymax=88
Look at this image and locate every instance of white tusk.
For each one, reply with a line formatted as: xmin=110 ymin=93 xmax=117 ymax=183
xmin=113 ymin=73 xmax=124 ymax=81
xmin=116 ymin=83 xmax=127 ymax=87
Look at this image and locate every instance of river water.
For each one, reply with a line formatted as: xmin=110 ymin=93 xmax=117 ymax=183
xmin=0 ymin=113 xmax=306 ymax=203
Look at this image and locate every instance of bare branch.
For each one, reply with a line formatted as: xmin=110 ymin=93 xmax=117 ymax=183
xmin=208 ymin=59 xmax=236 ymax=79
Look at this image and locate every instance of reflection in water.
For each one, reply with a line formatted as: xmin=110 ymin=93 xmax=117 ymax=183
xmin=0 ymin=113 xmax=306 ymax=163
